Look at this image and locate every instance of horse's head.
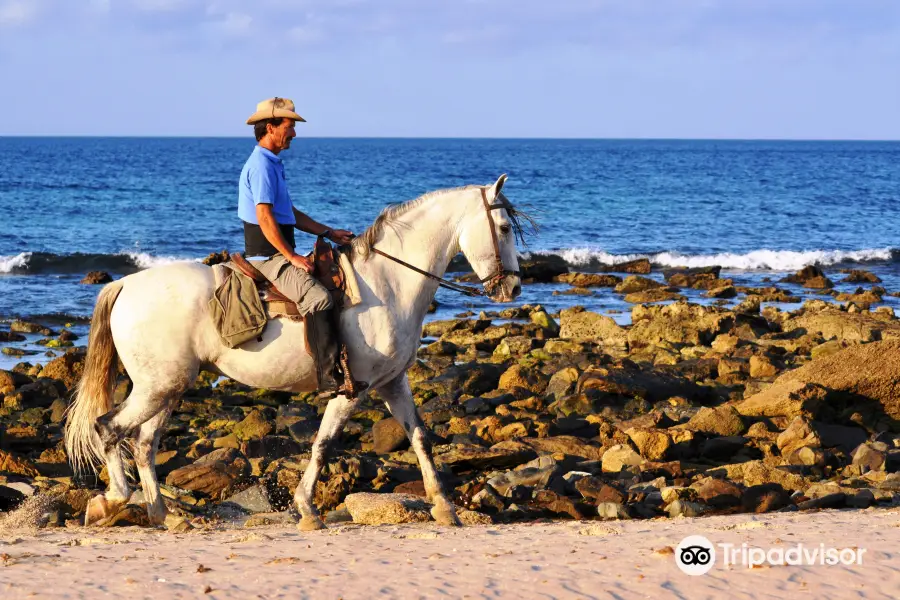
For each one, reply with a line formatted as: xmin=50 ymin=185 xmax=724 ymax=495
xmin=459 ymin=174 xmax=531 ymax=303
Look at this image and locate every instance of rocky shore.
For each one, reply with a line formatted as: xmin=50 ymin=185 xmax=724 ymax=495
xmin=2 ymin=262 xmax=900 ymax=532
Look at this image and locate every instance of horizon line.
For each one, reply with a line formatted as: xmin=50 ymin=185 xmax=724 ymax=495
xmin=1 ymin=135 xmax=899 ymax=143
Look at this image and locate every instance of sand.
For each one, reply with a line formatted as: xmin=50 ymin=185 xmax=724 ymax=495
xmin=1 ymin=508 xmax=899 ymax=599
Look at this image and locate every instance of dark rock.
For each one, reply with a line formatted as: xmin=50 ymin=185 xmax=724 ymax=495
xmin=0 ymin=331 xmax=26 ymax=342
xmin=795 ymin=492 xmax=846 ymax=511
xmin=373 ymin=418 xmax=409 ymax=455
xmin=690 ymin=477 xmax=743 ymax=509
xmin=202 ymin=250 xmax=230 ymax=266
xmin=80 ymin=271 xmax=113 ymax=285
xmin=530 ymin=490 xmax=587 ymax=519
xmin=0 ymin=484 xmax=26 ymax=511
xmin=841 ymin=270 xmax=881 ymax=284
xmin=741 ymin=483 xmax=792 ymax=513
xmin=519 ymin=255 xmax=569 ymax=283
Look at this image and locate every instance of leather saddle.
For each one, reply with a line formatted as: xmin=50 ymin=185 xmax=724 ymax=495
xmin=227 ymin=238 xmax=365 ymax=397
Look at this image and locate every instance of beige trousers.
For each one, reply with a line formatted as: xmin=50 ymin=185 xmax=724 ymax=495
xmin=251 ymin=256 xmax=333 ymax=315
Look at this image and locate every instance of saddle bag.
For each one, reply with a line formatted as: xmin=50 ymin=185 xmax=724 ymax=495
xmin=208 ymin=266 xmax=268 ymax=348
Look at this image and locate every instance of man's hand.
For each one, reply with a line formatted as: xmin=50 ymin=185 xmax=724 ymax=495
xmin=289 ymin=253 xmax=314 ymax=274
xmin=328 ymin=229 xmax=355 ymax=245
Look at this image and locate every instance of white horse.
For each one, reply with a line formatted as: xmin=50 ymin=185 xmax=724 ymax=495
xmin=65 ymin=174 xmax=526 ymax=530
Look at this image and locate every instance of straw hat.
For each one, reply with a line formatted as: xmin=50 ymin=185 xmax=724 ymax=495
xmin=246 ymin=97 xmax=306 ymax=125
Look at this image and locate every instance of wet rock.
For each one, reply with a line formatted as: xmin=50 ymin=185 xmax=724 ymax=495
xmin=603 ymin=258 xmax=651 ymax=274
xmin=615 ymin=275 xmax=663 ymax=295
xmin=344 ymin=492 xmax=432 ymax=525
xmin=841 ymin=270 xmax=881 ymax=284
xmin=10 ymin=320 xmax=53 ymax=335
xmin=0 ymin=331 xmax=26 ymax=342
xmin=519 ymin=255 xmax=569 ymax=283
xmin=781 ymin=265 xmax=833 ymax=288
xmin=624 ymin=289 xmax=685 ymax=304
xmin=706 ymin=285 xmax=737 ymax=299
xmin=80 ymin=271 xmax=113 ymax=285
xmin=554 ymin=273 xmax=621 ymax=287
xmin=202 ymin=250 xmax=231 ymax=266
xmin=373 ymin=418 xmax=409 ymax=455
xmin=558 ymin=308 xmax=627 ymax=347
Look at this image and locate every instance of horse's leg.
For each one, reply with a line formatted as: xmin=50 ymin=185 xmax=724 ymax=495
xmin=85 ymin=386 xmax=172 ymax=525
xmin=134 ymin=406 xmax=173 ymax=525
xmin=294 ymin=393 xmax=362 ymax=531
xmin=378 ymin=374 xmax=462 ymax=526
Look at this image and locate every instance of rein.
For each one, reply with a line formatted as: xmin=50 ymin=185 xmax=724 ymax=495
xmin=370 ymin=187 xmax=519 ymax=297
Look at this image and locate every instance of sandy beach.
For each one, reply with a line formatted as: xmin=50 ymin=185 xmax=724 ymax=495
xmin=1 ymin=508 xmax=898 ymax=600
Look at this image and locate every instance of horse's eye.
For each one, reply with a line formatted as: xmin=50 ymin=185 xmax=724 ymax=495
xmin=499 ymin=224 xmax=511 ymax=235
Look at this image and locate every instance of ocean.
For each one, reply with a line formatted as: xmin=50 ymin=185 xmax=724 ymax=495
xmin=1 ymin=138 xmax=899 ymax=367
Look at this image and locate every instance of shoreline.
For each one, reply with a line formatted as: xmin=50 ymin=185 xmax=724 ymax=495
xmin=1 ymin=509 xmax=899 ymax=599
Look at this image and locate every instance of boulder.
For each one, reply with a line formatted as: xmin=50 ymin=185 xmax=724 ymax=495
xmin=554 ymin=273 xmax=622 ymax=288
xmin=628 ymin=302 xmax=734 ymax=348
xmin=841 ymin=270 xmax=881 ymax=284
xmin=736 ymin=340 xmax=900 ymax=421
xmin=603 ymin=258 xmax=651 ymax=274
xmin=165 ymin=448 xmax=250 ymax=498
xmin=558 ymin=308 xmax=627 ymax=347
xmin=776 ymin=417 xmax=821 ymax=457
xmin=680 ymin=405 xmax=746 ymax=437
xmin=614 ymin=275 xmax=663 ymax=295
xmin=80 ymin=271 xmax=113 ymax=285
xmin=625 ymin=428 xmax=672 ymax=461
xmin=781 ymin=266 xmax=833 ymax=288
xmin=498 ymin=364 xmax=550 ymax=395
xmin=782 ymin=307 xmax=900 ymax=343
xmin=38 ymin=352 xmax=85 ymax=391
xmin=624 ymin=289 xmax=684 ymax=304
xmin=344 ymin=492 xmax=432 ymax=525
xmin=373 ymin=418 xmax=409 ymax=455
xmin=0 ymin=450 xmax=40 ymax=477
xmin=601 ymin=444 xmax=643 ymax=473
xmin=233 ymin=410 xmax=274 ymax=441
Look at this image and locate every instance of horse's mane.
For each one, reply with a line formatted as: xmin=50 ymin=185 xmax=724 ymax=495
xmin=349 ymin=184 xmax=538 ymax=259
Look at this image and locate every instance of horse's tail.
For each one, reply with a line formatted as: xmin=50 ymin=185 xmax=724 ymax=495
xmin=65 ymin=280 xmax=125 ymax=475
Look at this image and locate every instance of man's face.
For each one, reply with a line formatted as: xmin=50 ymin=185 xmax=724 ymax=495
xmin=268 ymin=118 xmax=296 ymax=152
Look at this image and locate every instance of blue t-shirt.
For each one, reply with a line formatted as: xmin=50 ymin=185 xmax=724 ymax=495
xmin=238 ymin=145 xmax=297 ymax=225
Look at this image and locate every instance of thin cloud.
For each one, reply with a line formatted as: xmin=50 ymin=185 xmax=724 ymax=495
xmin=0 ymin=0 xmax=39 ymax=26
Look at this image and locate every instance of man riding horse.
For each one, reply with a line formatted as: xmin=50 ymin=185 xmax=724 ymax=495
xmin=240 ymin=97 xmax=354 ymax=389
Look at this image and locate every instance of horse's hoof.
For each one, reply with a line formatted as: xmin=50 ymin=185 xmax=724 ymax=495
xmin=146 ymin=502 xmax=169 ymax=526
xmin=84 ymin=495 xmax=127 ymax=526
xmin=297 ymin=516 xmax=327 ymax=531
xmin=431 ymin=500 xmax=463 ymax=527
xmin=164 ymin=514 xmax=193 ymax=533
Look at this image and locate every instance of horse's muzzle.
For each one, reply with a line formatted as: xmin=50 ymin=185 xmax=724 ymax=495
xmin=486 ymin=274 xmax=522 ymax=303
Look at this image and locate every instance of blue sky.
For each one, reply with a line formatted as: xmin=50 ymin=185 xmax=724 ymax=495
xmin=0 ymin=0 xmax=897 ymax=138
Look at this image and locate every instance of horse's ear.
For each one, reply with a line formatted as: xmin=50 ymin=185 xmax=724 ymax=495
xmin=492 ymin=174 xmax=508 ymax=198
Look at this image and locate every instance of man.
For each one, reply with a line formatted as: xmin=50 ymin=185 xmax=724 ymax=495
xmin=239 ymin=97 xmax=353 ymax=389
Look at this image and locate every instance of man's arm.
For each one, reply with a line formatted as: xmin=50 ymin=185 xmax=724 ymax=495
xmin=257 ymin=204 xmax=313 ymax=273
xmin=292 ymin=207 xmax=354 ymax=245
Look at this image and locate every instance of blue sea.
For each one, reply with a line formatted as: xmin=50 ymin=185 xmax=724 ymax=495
xmin=1 ymin=138 xmax=899 ymax=367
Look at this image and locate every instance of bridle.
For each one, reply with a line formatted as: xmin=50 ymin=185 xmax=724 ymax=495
xmin=371 ymin=187 xmax=520 ymax=297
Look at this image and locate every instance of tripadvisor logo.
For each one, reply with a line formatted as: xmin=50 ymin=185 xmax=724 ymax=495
xmin=676 ymin=535 xmax=716 ymax=576
xmin=675 ymin=535 xmax=867 ymax=575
